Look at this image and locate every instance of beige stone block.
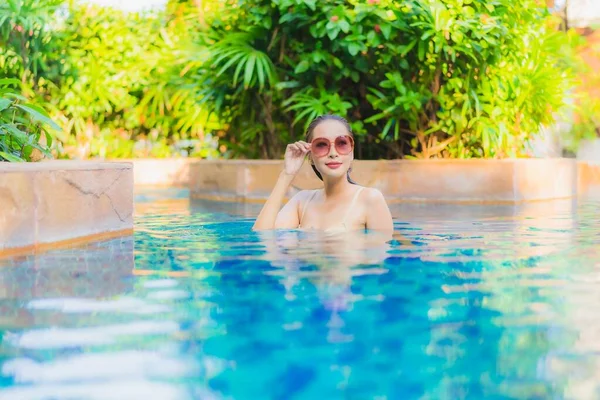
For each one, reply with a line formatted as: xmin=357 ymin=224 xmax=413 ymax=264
xmin=243 ymin=161 xmax=327 ymax=199
xmin=189 ymin=159 xmax=579 ymax=203
xmin=130 ymin=158 xmax=192 ymax=187
xmin=389 ymin=160 xmax=516 ymax=202
xmin=189 ymin=161 xmax=244 ymax=201
xmin=0 ymin=160 xmax=133 ymax=253
xmin=577 ymin=161 xmax=600 ymax=195
xmin=0 ymin=172 xmax=36 ymax=249
xmin=514 ymin=159 xmax=577 ymax=201
xmin=34 ymin=167 xmax=132 ymax=244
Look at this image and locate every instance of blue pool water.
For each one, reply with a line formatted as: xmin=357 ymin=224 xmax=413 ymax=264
xmin=1 ymin=190 xmax=600 ymax=399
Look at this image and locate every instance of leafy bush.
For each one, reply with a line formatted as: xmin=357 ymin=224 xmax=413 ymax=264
xmin=560 ymin=31 xmax=600 ymax=153
xmin=1 ymin=0 xmax=223 ymax=160
xmin=0 ymin=0 xmax=63 ymax=91
xmin=0 ymin=0 xmax=587 ymax=160
xmin=193 ymin=0 xmax=579 ymax=159
xmin=46 ymin=3 xmax=223 ymax=159
xmin=0 ymin=0 xmax=61 ymax=162
xmin=0 ymin=79 xmax=56 ymax=162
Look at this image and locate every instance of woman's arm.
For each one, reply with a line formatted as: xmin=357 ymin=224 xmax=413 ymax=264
xmin=252 ymin=141 xmax=310 ymax=230
xmin=365 ymin=188 xmax=394 ymax=235
xmin=253 ymin=171 xmax=298 ymax=230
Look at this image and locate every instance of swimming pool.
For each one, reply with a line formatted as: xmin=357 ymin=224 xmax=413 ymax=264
xmin=1 ymin=189 xmax=599 ymax=399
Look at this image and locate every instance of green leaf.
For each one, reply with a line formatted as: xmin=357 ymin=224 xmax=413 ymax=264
xmin=332 ymin=57 xmax=343 ymax=69
xmin=417 ymin=40 xmax=426 ymax=61
xmin=216 ymin=52 xmax=246 ymax=77
xmin=348 ymin=43 xmax=361 ymax=56
xmin=380 ymin=24 xmax=391 ymax=40
xmin=294 ymin=60 xmax=310 ymax=74
xmin=255 ymin=55 xmax=265 ymax=89
xmin=367 ymin=30 xmax=376 ymax=43
xmin=275 ymin=81 xmax=301 ymax=90
xmin=380 ymin=119 xmax=393 ymax=139
xmin=327 ymin=27 xmax=340 ymax=41
xmin=339 ymin=20 xmax=350 ymax=33
xmin=1 ymin=124 xmax=28 ymax=145
xmin=0 ymin=78 xmax=21 ymax=88
xmin=15 ymin=104 xmax=61 ymax=131
xmin=44 ymin=130 xmax=53 ymax=149
xmin=400 ymin=39 xmax=418 ymax=56
xmin=0 ymin=98 xmax=12 ymax=112
xmin=232 ymin=58 xmax=246 ymax=86
xmin=0 ymin=151 xmax=24 ymax=162
xmin=4 ymin=93 xmax=27 ymax=102
xmin=303 ymin=0 xmax=316 ymax=11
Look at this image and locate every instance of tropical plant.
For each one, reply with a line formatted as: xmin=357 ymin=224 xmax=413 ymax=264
xmin=560 ymin=30 xmax=600 ymax=154
xmin=0 ymin=79 xmax=57 ymax=161
xmin=1 ymin=0 xmax=224 ymax=160
xmin=0 ymin=0 xmax=586 ymax=160
xmin=0 ymin=0 xmax=64 ymax=91
xmin=190 ymin=0 xmax=580 ymax=159
xmin=46 ymin=4 xmax=223 ymax=159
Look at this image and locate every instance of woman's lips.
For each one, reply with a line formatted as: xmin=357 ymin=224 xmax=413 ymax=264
xmin=325 ymin=162 xmax=342 ymax=169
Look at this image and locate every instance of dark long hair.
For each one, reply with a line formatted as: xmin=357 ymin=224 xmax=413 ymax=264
xmin=305 ymin=114 xmax=357 ymax=184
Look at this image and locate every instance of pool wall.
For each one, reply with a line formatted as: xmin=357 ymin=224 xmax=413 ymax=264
xmin=188 ymin=159 xmax=582 ymax=203
xmin=0 ymin=161 xmax=133 ymax=256
xmin=2 ymin=157 xmax=599 ymax=254
xmin=124 ymin=158 xmax=600 ymax=201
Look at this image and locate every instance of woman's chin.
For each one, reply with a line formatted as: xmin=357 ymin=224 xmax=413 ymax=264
xmin=319 ymin=168 xmax=348 ymax=180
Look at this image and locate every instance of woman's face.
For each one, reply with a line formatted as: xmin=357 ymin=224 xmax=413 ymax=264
xmin=309 ymin=120 xmax=354 ymax=180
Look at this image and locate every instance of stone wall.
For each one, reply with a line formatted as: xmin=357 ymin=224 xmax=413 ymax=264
xmin=0 ymin=161 xmax=133 ymax=255
xmin=188 ymin=159 xmax=579 ymax=203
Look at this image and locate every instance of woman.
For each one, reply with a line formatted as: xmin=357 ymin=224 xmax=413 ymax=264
xmin=253 ymin=114 xmax=394 ymax=234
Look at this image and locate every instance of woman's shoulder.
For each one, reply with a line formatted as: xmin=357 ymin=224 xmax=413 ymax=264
xmin=357 ymin=186 xmax=386 ymax=204
xmin=291 ymin=189 xmax=319 ymax=202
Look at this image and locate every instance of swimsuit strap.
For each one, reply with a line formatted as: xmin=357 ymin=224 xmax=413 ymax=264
xmin=342 ymin=186 xmax=365 ymax=224
xmin=300 ymin=190 xmax=318 ymax=224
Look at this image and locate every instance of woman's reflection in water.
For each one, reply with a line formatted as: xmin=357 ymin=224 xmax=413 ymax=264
xmin=255 ymin=228 xmax=411 ymax=342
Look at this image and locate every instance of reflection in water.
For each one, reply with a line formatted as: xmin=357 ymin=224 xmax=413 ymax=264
xmin=0 ymin=193 xmax=599 ymax=399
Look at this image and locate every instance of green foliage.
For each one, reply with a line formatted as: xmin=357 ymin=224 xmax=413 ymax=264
xmin=1 ymin=0 xmax=223 ymax=160
xmin=0 ymin=0 xmax=63 ymax=88
xmin=47 ymin=3 xmax=223 ymax=159
xmin=560 ymin=32 xmax=600 ymax=153
xmin=0 ymin=0 xmax=62 ymax=162
xmin=0 ymin=79 xmax=56 ymax=161
xmin=0 ymin=0 xmax=588 ymax=160
xmin=192 ymin=0 xmax=580 ymax=159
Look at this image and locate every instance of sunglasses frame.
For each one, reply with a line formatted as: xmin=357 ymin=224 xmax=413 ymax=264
xmin=310 ymin=135 xmax=355 ymax=157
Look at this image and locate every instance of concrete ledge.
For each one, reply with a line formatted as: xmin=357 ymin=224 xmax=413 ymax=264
xmin=0 ymin=160 xmax=133 ymax=255
xmin=127 ymin=158 xmax=193 ymax=187
xmin=578 ymin=161 xmax=600 ymax=196
xmin=189 ymin=158 xmax=578 ymax=203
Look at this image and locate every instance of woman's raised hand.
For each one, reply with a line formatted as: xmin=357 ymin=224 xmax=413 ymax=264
xmin=283 ymin=140 xmax=311 ymax=176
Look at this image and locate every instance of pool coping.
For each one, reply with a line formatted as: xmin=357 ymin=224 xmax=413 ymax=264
xmin=123 ymin=158 xmax=600 ymax=202
xmin=188 ymin=158 xmax=581 ymax=203
xmin=2 ymin=157 xmax=599 ymax=255
xmin=0 ymin=160 xmax=133 ymax=256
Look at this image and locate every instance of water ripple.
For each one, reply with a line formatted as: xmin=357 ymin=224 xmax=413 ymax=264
xmin=0 ymin=193 xmax=599 ymax=399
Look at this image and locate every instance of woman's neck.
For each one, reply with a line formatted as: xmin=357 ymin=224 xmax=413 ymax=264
xmin=322 ymin=175 xmax=353 ymax=197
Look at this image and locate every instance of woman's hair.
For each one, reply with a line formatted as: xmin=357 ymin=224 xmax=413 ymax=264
xmin=305 ymin=114 xmax=357 ymax=184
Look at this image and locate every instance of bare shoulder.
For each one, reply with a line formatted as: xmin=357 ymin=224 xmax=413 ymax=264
xmin=290 ymin=189 xmax=318 ymax=204
xmin=359 ymin=187 xmax=387 ymax=204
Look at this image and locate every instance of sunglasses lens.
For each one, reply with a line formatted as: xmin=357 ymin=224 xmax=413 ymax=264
xmin=335 ymin=136 xmax=353 ymax=155
xmin=312 ymin=139 xmax=330 ymax=157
